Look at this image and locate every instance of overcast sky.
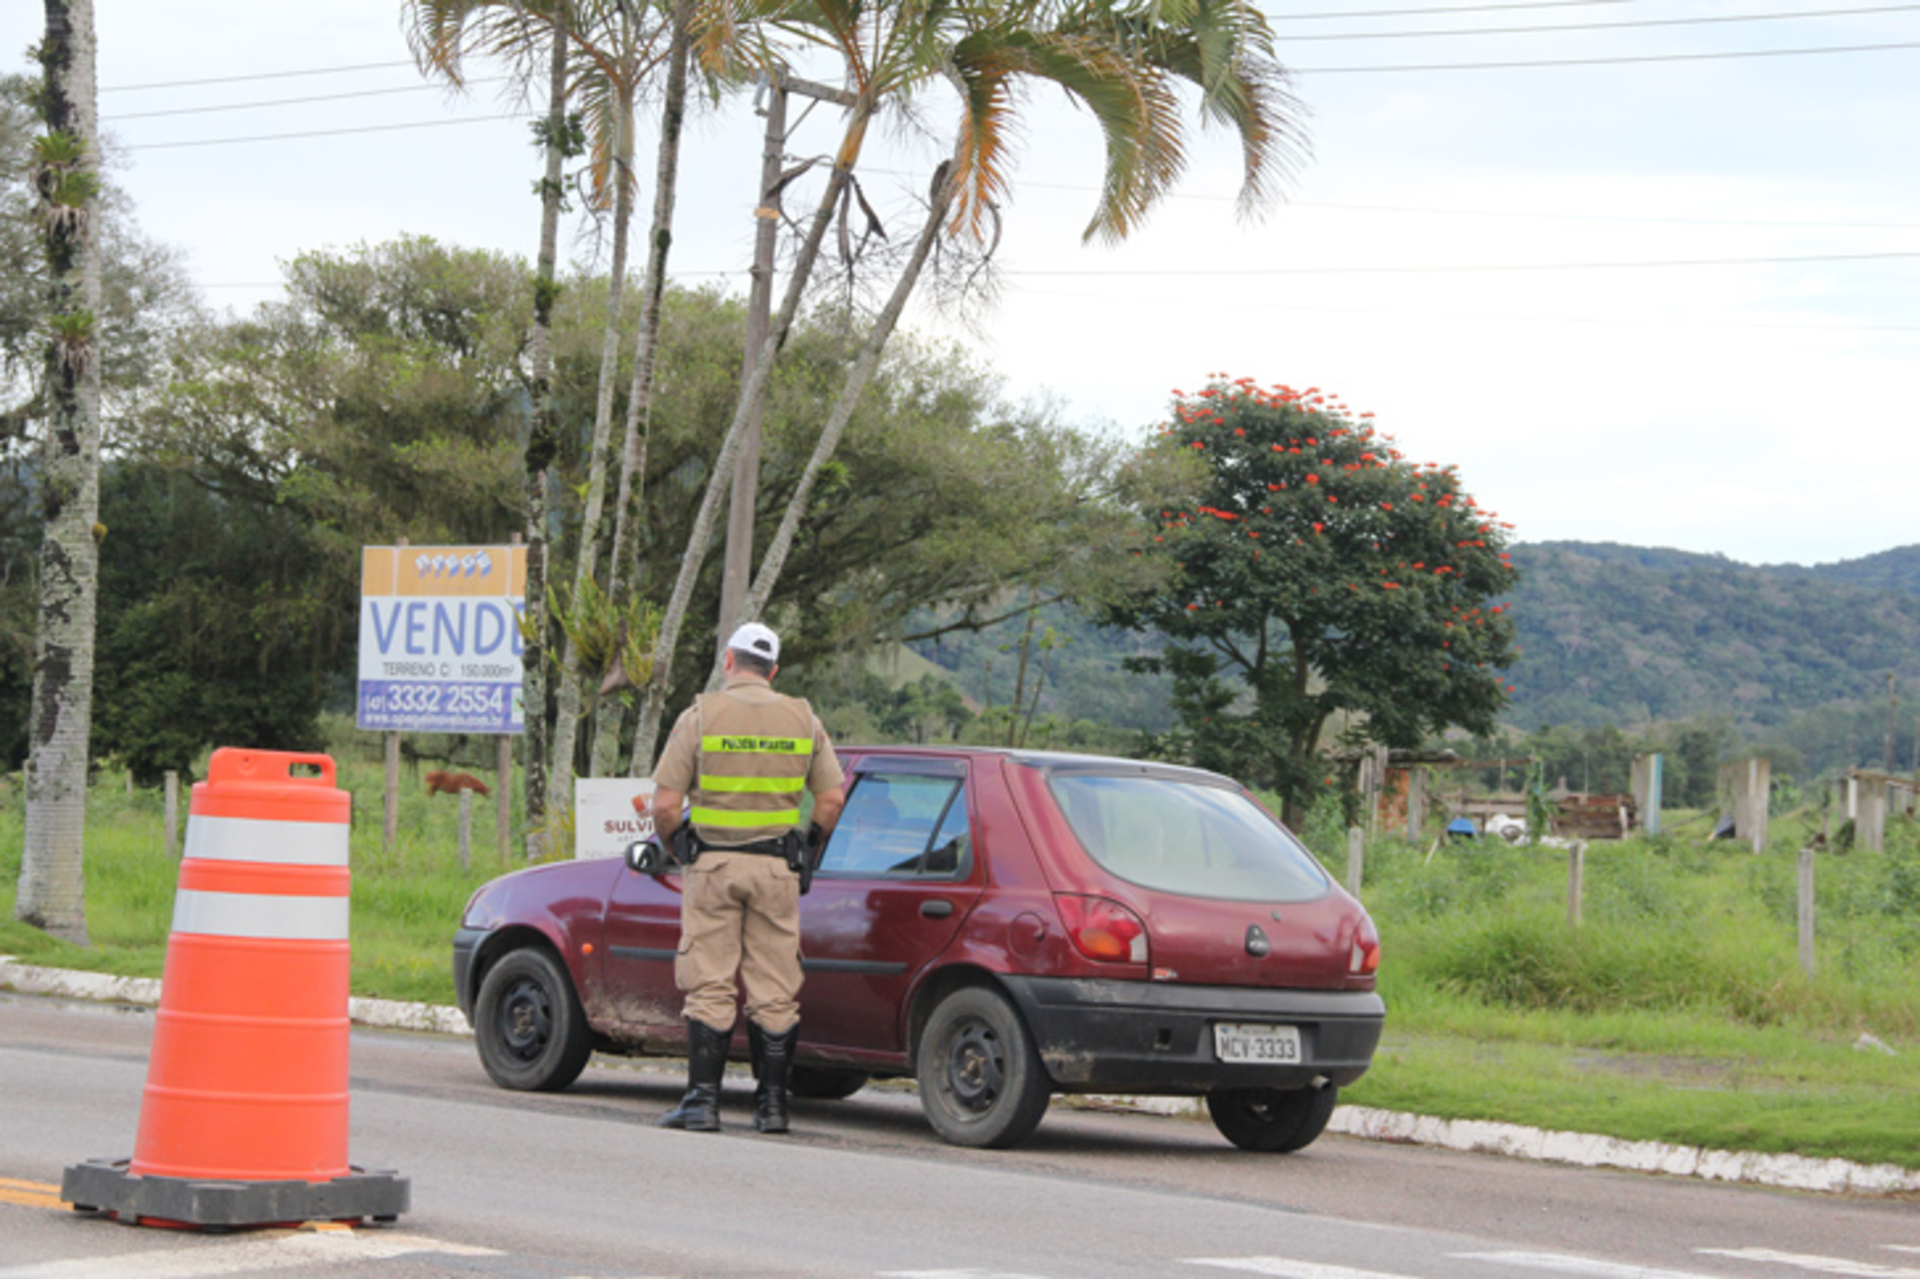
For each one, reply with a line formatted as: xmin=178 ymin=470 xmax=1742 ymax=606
xmin=8 ymin=0 xmax=1917 ymax=567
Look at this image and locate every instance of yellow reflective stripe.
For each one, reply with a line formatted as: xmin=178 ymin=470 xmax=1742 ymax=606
xmin=700 ymin=735 xmax=812 ymax=756
xmin=691 ymin=806 xmax=800 ymax=828
xmin=698 ymin=774 xmax=805 ymax=795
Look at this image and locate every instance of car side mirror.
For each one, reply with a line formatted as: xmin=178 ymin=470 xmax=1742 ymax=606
xmin=626 ymin=837 xmax=667 ymax=875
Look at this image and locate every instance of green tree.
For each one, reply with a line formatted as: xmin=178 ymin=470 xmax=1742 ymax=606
xmin=17 ymin=0 xmax=103 ymax=944
xmin=90 ymin=462 xmax=333 ymax=784
xmin=1111 ymin=377 xmax=1521 ymax=824
xmin=1 ymin=70 xmax=197 ymax=776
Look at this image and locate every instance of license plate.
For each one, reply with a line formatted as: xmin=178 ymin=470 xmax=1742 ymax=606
xmin=1213 ymin=1022 xmax=1303 ymax=1064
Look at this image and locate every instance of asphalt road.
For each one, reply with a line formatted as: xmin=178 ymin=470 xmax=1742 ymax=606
xmin=2 ymin=993 xmax=1915 ymax=1278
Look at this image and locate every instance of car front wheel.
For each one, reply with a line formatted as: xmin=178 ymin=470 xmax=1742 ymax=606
xmin=916 ymin=986 xmax=1051 ymax=1149
xmin=474 ymin=946 xmax=593 ymax=1092
xmin=1206 ymin=1082 xmax=1338 ymax=1152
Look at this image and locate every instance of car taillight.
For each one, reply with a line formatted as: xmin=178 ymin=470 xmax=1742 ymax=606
xmin=1055 ymin=895 xmax=1149 ymax=964
xmin=1350 ymin=912 xmax=1380 ymax=977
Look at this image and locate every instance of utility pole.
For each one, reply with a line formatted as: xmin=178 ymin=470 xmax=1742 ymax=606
xmin=717 ymin=70 xmax=857 ymax=655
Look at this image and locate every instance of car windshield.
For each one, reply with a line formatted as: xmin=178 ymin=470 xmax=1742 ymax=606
xmin=1046 ymin=773 xmax=1330 ymax=903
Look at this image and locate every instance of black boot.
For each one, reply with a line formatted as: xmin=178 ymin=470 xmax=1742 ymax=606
xmin=748 ymin=1021 xmax=797 ymax=1134
xmin=659 ymin=1019 xmax=728 ymax=1132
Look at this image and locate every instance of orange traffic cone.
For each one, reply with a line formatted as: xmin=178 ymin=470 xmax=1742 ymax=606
xmin=63 ymin=749 xmax=408 ymax=1229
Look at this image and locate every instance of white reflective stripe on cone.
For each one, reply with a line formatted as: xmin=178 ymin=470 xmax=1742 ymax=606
xmin=170 ymin=889 xmax=351 ymax=941
xmin=183 ymin=814 xmax=350 ymax=867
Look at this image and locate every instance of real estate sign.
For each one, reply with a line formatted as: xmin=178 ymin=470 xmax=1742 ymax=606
xmin=357 ymin=544 xmax=526 ymax=734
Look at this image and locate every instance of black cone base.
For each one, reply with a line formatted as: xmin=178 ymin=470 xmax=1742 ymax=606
xmin=62 ymin=1157 xmax=409 ymax=1230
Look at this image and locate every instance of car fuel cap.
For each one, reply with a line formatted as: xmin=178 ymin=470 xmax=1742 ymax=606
xmin=1245 ymin=924 xmax=1271 ymax=957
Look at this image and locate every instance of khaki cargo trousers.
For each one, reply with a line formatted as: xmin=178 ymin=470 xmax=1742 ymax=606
xmin=676 ymin=850 xmax=803 ymax=1035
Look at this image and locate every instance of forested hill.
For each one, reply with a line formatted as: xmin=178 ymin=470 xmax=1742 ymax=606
xmin=1501 ymin=542 xmax=1920 ymax=730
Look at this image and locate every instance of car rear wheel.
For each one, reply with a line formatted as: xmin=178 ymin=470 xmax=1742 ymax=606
xmin=916 ymin=986 xmax=1051 ymax=1149
xmin=1206 ymin=1082 xmax=1338 ymax=1153
xmin=789 ymin=1066 xmax=870 ymax=1100
xmin=474 ymin=947 xmax=593 ymax=1092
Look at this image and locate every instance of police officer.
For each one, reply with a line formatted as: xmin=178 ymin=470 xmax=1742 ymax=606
xmin=649 ymin=622 xmax=844 ymax=1133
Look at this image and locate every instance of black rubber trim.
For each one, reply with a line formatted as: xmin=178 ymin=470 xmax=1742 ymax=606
xmin=608 ymin=946 xmax=677 ymax=962
xmin=801 ymin=958 xmax=909 ymax=975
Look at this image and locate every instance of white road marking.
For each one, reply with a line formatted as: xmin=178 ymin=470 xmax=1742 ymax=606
xmin=1698 ymin=1249 xmax=1920 ymax=1277
xmin=0 ymin=1229 xmax=501 ymax=1278
xmin=1456 ymin=1250 xmax=1723 ymax=1278
xmin=1185 ymin=1260 xmax=1412 ymax=1279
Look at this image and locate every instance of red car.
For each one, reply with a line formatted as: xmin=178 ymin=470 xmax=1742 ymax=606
xmin=452 ymin=747 xmax=1383 ymax=1151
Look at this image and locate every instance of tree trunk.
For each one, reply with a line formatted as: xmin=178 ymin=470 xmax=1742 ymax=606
xmin=551 ymin=95 xmax=636 ymax=800
xmin=725 ymin=168 xmax=958 ymax=675
xmin=518 ymin=19 xmax=570 ymax=859
xmin=17 ymin=0 xmax=101 ymax=945
xmin=626 ymin=103 xmax=874 ymax=777
xmin=593 ymin=0 xmax=692 ymax=778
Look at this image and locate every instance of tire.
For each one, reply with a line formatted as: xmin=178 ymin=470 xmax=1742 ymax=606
xmin=789 ymin=1066 xmax=869 ymax=1101
xmin=473 ymin=947 xmax=593 ymax=1092
xmin=915 ymin=986 xmax=1051 ymax=1149
xmin=1206 ymin=1083 xmax=1339 ymax=1153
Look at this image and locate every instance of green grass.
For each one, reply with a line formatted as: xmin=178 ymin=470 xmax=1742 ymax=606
xmin=7 ymin=757 xmax=1920 ymax=1168
xmin=1295 ymin=805 xmax=1920 ymax=1169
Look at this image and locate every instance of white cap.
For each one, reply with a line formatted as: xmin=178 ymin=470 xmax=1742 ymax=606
xmin=727 ymin=621 xmax=780 ymax=664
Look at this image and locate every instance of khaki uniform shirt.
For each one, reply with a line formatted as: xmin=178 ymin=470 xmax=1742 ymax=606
xmin=653 ymin=673 xmax=844 ymax=849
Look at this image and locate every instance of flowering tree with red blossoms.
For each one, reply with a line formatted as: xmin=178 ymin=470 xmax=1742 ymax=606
xmin=1110 ymin=376 xmax=1521 ymax=825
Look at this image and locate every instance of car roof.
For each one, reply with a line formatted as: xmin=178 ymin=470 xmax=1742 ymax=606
xmin=838 ymin=744 xmax=1244 ymax=790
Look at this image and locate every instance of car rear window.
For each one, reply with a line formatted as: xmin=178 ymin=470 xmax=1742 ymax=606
xmin=1045 ymin=773 xmax=1330 ymax=903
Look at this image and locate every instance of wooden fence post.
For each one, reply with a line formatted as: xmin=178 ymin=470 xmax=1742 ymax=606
xmin=496 ymin=733 xmax=512 ymax=864
xmin=1798 ymin=845 xmax=1816 ymax=978
xmin=384 ymin=730 xmax=401 ymax=855
xmin=163 ymin=771 xmax=180 ymax=860
xmin=1567 ymin=841 xmax=1585 ymax=928
xmin=1346 ymin=827 xmax=1365 ymax=898
xmin=458 ymin=789 xmax=474 ymax=872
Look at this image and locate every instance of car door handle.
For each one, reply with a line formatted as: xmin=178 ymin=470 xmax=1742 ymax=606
xmin=919 ymin=899 xmax=954 ymax=919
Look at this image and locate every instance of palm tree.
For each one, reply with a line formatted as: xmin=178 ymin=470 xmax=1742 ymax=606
xmin=406 ymin=0 xmax=671 ymax=825
xmin=589 ymin=0 xmax=701 ymax=776
xmin=735 ymin=0 xmax=1301 ymax=644
xmin=406 ymin=0 xmax=580 ymax=854
xmin=17 ymin=0 xmax=103 ymax=943
xmin=626 ymin=0 xmax=1302 ymax=772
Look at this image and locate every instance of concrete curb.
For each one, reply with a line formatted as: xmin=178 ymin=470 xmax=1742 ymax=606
xmin=6 ymin=957 xmax=1916 ymax=1196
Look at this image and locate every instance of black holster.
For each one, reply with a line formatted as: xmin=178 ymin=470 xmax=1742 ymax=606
xmin=779 ymin=824 xmax=825 ymax=895
xmin=669 ymin=824 xmax=699 ymax=868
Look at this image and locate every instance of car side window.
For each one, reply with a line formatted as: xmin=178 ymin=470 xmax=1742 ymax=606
xmin=818 ymin=772 xmax=966 ymax=879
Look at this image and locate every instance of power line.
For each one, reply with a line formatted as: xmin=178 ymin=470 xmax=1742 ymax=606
xmin=1281 ymin=2 xmax=1920 ymax=41
xmin=1299 ymin=36 xmax=1920 ymax=71
xmin=954 ymin=173 xmax=1920 ymax=229
xmin=101 ymin=61 xmax=419 ymax=93
xmin=1001 ymin=249 xmax=1920 ymax=276
xmin=1010 ymin=284 xmax=1920 ymax=332
xmin=105 ymin=78 xmax=508 ymax=122
xmin=120 ymin=114 xmax=534 ymax=152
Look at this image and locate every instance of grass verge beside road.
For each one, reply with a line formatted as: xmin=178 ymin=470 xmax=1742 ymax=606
xmin=5 ymin=761 xmax=1918 ymax=1172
